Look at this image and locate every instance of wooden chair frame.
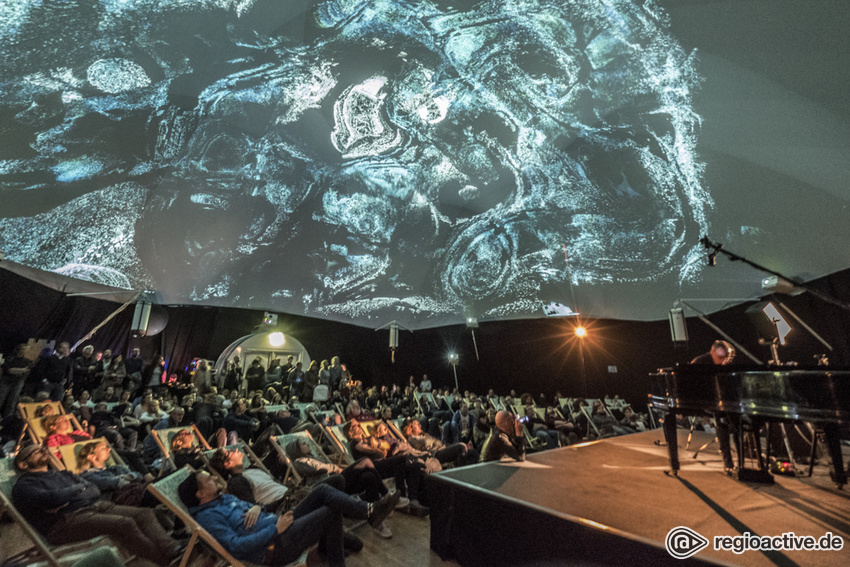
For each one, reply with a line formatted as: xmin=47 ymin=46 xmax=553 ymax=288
xmin=0 ymin=457 xmax=127 ymax=567
xmin=200 ymin=440 xmax=271 ymax=485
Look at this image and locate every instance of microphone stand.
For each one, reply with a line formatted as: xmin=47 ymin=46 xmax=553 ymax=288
xmin=700 ymin=236 xmax=850 ymax=314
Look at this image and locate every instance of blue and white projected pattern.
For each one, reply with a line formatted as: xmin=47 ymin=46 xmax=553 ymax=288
xmin=0 ymin=0 xmax=710 ymax=328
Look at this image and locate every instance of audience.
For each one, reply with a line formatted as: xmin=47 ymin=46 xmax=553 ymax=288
xmin=1 ymin=339 xmax=649 ymax=566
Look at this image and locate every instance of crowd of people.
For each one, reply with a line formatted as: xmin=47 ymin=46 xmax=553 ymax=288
xmin=1 ymin=340 xmax=646 ymax=566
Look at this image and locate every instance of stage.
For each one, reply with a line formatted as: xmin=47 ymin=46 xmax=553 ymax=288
xmin=427 ymin=429 xmax=850 ymax=566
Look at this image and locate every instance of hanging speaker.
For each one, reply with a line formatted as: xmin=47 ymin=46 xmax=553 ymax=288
xmin=131 ymin=302 xmax=151 ymax=337
xmin=669 ymin=308 xmax=688 ymax=344
xmin=389 ymin=324 xmax=399 ymax=349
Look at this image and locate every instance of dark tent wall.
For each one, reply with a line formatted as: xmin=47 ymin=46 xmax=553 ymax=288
xmin=3 ymin=263 xmax=850 ymax=405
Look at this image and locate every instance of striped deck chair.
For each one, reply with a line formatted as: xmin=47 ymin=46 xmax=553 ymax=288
xmin=0 ymin=456 xmax=127 ymax=567
xmin=148 ymin=466 xmax=309 ymax=567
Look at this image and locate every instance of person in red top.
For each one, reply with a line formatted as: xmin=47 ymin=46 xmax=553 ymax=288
xmin=42 ymin=414 xmax=91 ymax=458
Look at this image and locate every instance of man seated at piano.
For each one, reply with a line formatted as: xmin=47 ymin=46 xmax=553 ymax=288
xmin=690 ymin=340 xmax=735 ymax=366
xmin=688 ymin=340 xmax=737 ymax=473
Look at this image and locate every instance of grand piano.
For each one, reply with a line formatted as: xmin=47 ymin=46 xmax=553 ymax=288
xmin=648 ymin=365 xmax=849 ymax=487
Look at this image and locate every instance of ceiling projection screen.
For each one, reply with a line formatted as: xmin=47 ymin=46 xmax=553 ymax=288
xmin=1 ymin=0 xmax=848 ymax=329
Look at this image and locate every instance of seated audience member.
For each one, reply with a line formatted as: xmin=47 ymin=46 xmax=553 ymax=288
xmin=544 ymin=406 xmax=580 ymax=446
xmin=480 ymin=410 xmax=526 ymax=462
xmin=42 ymin=414 xmax=91 ymax=458
xmin=344 ymin=400 xmax=372 ymax=423
xmin=178 ymin=469 xmax=398 ymax=567
xmin=472 ymin=410 xmax=494 ymax=451
xmin=72 ymin=390 xmax=96 ymax=411
xmin=523 ymin=404 xmax=560 ymax=449
xmin=12 ymin=444 xmax=180 ymax=564
xmin=283 ymin=437 xmax=397 ymax=529
xmin=78 ymin=441 xmax=155 ymax=507
xmin=403 ymin=418 xmax=476 ymax=467
xmin=144 ymin=405 xmax=189 ymax=460
xmin=90 ymin=401 xmax=138 ymax=451
xmin=169 ymin=428 xmax=205 ymax=469
xmin=591 ymin=400 xmax=634 ymax=437
xmin=207 ymin=446 xmax=295 ymax=512
xmin=620 ymin=406 xmax=647 ymax=432
xmin=139 ymin=399 xmax=168 ymax=425
xmin=344 ymin=420 xmax=429 ymax=516
xmin=448 ymin=402 xmax=476 ymax=445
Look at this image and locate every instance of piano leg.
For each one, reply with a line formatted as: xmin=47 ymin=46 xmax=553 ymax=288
xmin=715 ymin=415 xmax=735 ymax=472
xmin=663 ymin=412 xmax=680 ymax=475
xmin=823 ymin=423 xmax=847 ymax=488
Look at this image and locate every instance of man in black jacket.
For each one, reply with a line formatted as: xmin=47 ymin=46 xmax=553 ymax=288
xmin=11 ymin=444 xmax=179 ymax=564
xmin=40 ymin=342 xmax=73 ymax=401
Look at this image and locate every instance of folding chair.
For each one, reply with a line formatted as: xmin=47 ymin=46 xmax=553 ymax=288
xmin=200 ymin=440 xmax=271 ymax=485
xmin=323 ymin=423 xmax=355 ymax=465
xmin=580 ymin=404 xmax=603 ymax=438
xmin=151 ymin=424 xmax=212 ymax=468
xmin=268 ymin=431 xmax=335 ymax=487
xmin=148 ymin=466 xmax=310 ymax=567
xmin=17 ymin=402 xmax=86 ymax=446
xmin=56 ymin=437 xmax=126 ymax=474
xmin=0 ymin=456 xmax=128 ymax=567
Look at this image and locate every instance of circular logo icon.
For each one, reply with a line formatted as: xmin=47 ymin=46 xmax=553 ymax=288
xmin=666 ymin=526 xmax=709 ymax=559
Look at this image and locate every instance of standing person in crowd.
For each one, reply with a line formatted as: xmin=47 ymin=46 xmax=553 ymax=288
xmin=73 ymin=345 xmax=98 ymax=397
xmin=303 ymin=360 xmax=320 ymax=402
xmin=192 ymin=359 xmax=211 ymax=393
xmin=99 ymin=353 xmax=126 ymax=399
xmin=419 ymin=374 xmax=432 ymax=393
xmin=223 ymin=356 xmax=242 ymax=394
xmin=124 ymin=347 xmax=144 ymax=396
xmin=318 ymin=359 xmax=331 ymax=386
xmin=328 ymin=356 xmax=342 ymax=391
xmin=93 ymin=350 xmax=115 ymax=395
xmin=0 ymin=344 xmax=30 ymax=417
xmin=244 ymin=358 xmax=266 ymax=393
xmin=287 ymin=361 xmax=305 ymax=399
xmin=144 ymin=356 xmax=166 ymax=391
xmin=40 ymin=342 xmax=73 ymax=401
xmin=12 ymin=444 xmax=180 ymax=564
xmin=265 ymin=359 xmax=283 ymax=386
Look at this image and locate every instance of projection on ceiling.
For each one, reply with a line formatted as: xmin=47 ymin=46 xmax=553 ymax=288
xmin=2 ymin=1 xmax=847 ymax=329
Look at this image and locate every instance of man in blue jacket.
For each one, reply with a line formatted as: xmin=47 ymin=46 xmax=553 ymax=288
xmin=12 ymin=443 xmax=179 ymax=564
xmin=178 ymin=470 xmax=399 ymax=566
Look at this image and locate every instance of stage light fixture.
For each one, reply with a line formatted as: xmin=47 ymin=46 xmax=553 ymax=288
xmin=449 ymin=353 xmax=459 ymax=364
xmin=575 ymin=326 xmax=587 ymax=338
xmin=268 ymin=332 xmax=285 ymax=347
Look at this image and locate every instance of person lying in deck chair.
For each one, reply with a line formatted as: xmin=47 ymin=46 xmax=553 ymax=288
xmin=284 ymin=437 xmax=399 ymax=538
xmin=12 ymin=443 xmax=181 ymax=565
xmin=178 ymin=469 xmax=399 ymax=567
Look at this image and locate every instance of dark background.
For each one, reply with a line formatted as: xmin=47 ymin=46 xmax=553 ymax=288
xmin=3 ymin=262 xmax=848 ymax=406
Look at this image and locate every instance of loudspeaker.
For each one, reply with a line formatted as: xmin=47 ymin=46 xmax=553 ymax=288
xmin=131 ymin=302 xmax=152 ymax=337
xmin=669 ymin=308 xmax=688 ymax=344
xmin=389 ymin=324 xmax=399 ymax=349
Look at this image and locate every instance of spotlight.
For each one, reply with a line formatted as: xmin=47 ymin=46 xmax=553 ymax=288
xmin=575 ymin=326 xmax=587 ymax=338
xmin=268 ymin=332 xmax=285 ymax=347
xmin=449 ymin=353 xmax=459 ymax=364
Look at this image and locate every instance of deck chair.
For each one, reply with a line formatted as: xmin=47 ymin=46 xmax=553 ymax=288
xmin=17 ymin=402 xmax=86 ymax=446
xmin=323 ymin=423 xmax=355 ymax=465
xmin=580 ymin=404 xmax=603 ymax=438
xmin=200 ymin=440 xmax=271 ymax=484
xmin=0 ymin=456 xmax=128 ymax=567
xmin=57 ymin=437 xmax=126 ymax=474
xmin=152 ymin=424 xmax=212 ymax=465
xmin=268 ymin=431 xmax=334 ymax=487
